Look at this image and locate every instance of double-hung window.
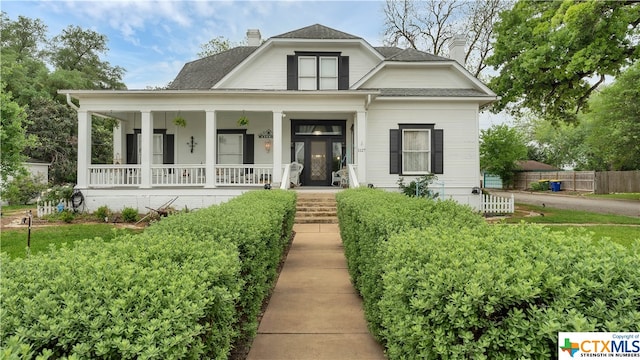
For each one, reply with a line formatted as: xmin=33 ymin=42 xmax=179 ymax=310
xmin=298 ymin=56 xmax=338 ymax=90
xmin=287 ymin=52 xmax=348 ymax=90
xmin=389 ymin=124 xmax=444 ymax=175
xmin=402 ymin=129 xmax=430 ymax=174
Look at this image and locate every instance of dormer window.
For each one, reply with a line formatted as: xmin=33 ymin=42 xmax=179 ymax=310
xmin=298 ymin=56 xmax=338 ymax=90
xmin=287 ymin=52 xmax=349 ymax=90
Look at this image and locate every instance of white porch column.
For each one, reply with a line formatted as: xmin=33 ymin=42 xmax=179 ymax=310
xmin=272 ymin=111 xmax=283 ymax=185
xmin=140 ymin=111 xmax=153 ymax=188
xmin=77 ymin=110 xmax=91 ymax=188
xmin=356 ymin=111 xmax=367 ymax=184
xmin=205 ymin=110 xmax=217 ymax=188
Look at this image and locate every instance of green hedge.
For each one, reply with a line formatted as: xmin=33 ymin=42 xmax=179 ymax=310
xmin=336 ymin=188 xmax=485 ymax=336
xmin=336 ymin=188 xmax=640 ymax=358
xmin=146 ymin=189 xmax=296 ymax=340
xmin=1 ymin=189 xmax=296 ymax=359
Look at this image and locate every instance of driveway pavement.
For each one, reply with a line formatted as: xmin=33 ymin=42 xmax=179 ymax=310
xmin=490 ymin=190 xmax=640 ymax=218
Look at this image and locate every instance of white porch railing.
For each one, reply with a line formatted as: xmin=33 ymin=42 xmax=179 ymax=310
xmin=152 ymin=165 xmax=206 ymax=186
xmin=280 ymin=164 xmax=291 ymax=190
xmin=89 ymin=165 xmax=141 ymax=187
xmin=347 ymin=164 xmax=359 ymax=188
xmin=88 ymin=164 xmax=273 ymax=187
xmin=214 ymin=165 xmax=273 ymax=186
xmin=481 ymin=193 xmax=514 ymax=214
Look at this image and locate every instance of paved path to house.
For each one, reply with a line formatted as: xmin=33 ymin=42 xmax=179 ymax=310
xmin=246 ymin=223 xmax=386 ymax=360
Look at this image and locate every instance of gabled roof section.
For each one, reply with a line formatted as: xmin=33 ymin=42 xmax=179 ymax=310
xmin=169 ymin=46 xmax=258 ymax=90
xmin=375 ymin=88 xmax=494 ymax=97
xmin=384 ymin=48 xmax=449 ymax=62
xmin=273 ymin=24 xmax=360 ymax=40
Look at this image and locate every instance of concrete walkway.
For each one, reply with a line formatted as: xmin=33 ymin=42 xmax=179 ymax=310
xmin=247 ymin=223 xmax=386 ymax=360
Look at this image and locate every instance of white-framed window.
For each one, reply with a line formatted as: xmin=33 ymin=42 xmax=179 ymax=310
xmin=402 ymin=129 xmax=431 ymax=174
xmin=217 ymin=133 xmax=243 ymax=164
xmin=298 ymin=56 xmax=317 ymax=90
xmin=298 ymin=55 xmax=338 ymax=90
xmin=319 ymin=57 xmax=338 ymax=90
xmin=137 ymin=133 xmax=164 ymax=164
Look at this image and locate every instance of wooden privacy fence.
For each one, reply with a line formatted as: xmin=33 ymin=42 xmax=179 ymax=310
xmin=482 ymin=193 xmax=514 ymax=214
xmin=594 ymin=170 xmax=640 ymax=194
xmin=514 ymin=171 xmax=595 ymax=192
xmin=514 ymin=170 xmax=640 ymax=193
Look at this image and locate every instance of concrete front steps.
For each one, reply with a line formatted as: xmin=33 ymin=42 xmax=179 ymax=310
xmin=295 ymin=192 xmax=338 ymax=224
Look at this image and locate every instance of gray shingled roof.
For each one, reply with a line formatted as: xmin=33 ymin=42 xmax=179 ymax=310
xmin=168 ymin=46 xmax=258 ymax=90
xmin=384 ymin=48 xmax=450 ymax=62
xmin=169 ymin=24 xmax=452 ymax=90
xmin=273 ymin=24 xmax=360 ymax=39
xmin=375 ymin=88 xmax=492 ymax=97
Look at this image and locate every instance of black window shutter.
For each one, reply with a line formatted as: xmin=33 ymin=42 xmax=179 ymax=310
xmin=243 ymin=134 xmax=255 ymax=164
xmin=287 ymin=55 xmax=297 ymax=90
xmin=126 ymin=134 xmax=137 ymax=164
xmin=389 ymin=129 xmax=400 ymax=174
xmin=338 ymin=56 xmax=349 ymax=90
xmin=163 ymin=134 xmax=174 ymax=164
xmin=432 ymin=129 xmax=444 ymax=174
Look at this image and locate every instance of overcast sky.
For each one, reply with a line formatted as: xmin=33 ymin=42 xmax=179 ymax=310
xmin=2 ymin=0 xmax=508 ymax=128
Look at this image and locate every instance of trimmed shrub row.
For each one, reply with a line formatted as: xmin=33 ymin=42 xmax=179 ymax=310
xmin=337 ymin=188 xmax=485 ymax=337
xmin=336 ymin=188 xmax=640 ymax=359
xmin=1 ymin=189 xmax=296 ymax=359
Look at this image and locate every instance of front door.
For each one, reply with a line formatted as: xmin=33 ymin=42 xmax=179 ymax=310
xmin=292 ymin=120 xmax=346 ymax=186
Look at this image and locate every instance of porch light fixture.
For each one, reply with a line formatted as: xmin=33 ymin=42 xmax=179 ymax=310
xmin=187 ymin=136 xmax=198 ymax=153
xmin=264 ymin=139 xmax=272 ymax=153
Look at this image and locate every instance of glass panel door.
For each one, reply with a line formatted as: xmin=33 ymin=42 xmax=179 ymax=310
xmin=310 ymin=140 xmax=327 ymax=182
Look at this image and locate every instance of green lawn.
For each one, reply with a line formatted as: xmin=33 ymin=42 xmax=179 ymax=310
xmin=504 ymin=203 xmax=640 ymax=224
xmin=498 ymin=203 xmax=640 ymax=248
xmin=1 ymin=224 xmax=143 ymax=259
xmin=546 ymin=225 xmax=640 ymax=248
xmin=586 ymin=193 xmax=640 ymax=201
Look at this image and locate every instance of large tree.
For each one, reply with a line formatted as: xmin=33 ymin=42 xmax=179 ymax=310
xmin=480 ymin=124 xmax=528 ymax=187
xmin=383 ymin=0 xmax=509 ymax=77
xmin=47 ymin=25 xmax=126 ymax=90
xmin=1 ymin=14 xmax=125 ymax=184
xmin=579 ymin=61 xmax=640 ymax=170
xmin=487 ymin=0 xmax=640 ymax=123
xmin=0 ymin=84 xmax=34 ymax=182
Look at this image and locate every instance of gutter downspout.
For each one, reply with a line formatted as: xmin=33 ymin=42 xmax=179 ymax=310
xmin=66 ymin=93 xmax=79 ymax=110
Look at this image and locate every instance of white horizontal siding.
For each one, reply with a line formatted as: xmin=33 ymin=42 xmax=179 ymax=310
xmin=220 ymin=43 xmax=380 ymax=89
xmin=365 ymin=101 xmax=480 ymax=191
xmin=361 ymin=66 xmax=471 ymax=89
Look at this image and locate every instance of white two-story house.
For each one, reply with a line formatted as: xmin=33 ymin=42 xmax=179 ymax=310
xmin=61 ymin=24 xmax=496 ymax=212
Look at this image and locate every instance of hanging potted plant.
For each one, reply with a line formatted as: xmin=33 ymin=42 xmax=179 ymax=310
xmin=237 ymin=113 xmax=249 ymax=127
xmin=173 ymin=116 xmax=187 ymax=127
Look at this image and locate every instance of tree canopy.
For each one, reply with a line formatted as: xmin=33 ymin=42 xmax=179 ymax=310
xmin=487 ymin=0 xmax=640 ymax=123
xmin=1 ymin=12 xmax=124 ymax=184
xmin=383 ymin=0 xmax=510 ymax=78
xmin=480 ymin=124 xmax=528 ymax=187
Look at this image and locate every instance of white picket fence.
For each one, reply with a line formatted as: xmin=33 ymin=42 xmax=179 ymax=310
xmin=481 ymin=193 xmax=514 ymax=214
xmin=37 ymin=199 xmax=71 ymax=218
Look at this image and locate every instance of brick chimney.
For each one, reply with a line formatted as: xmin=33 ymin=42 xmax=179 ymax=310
xmin=448 ymin=34 xmax=466 ymax=65
xmin=247 ymin=29 xmax=261 ymax=46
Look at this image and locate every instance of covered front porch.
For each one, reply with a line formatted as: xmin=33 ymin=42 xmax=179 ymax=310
xmin=67 ymin=90 xmax=370 ymax=210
